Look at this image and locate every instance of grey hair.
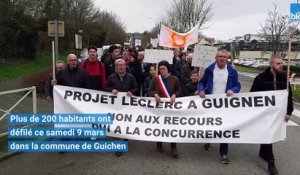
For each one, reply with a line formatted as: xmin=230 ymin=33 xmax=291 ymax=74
xmin=216 ymin=49 xmax=229 ymax=58
xmin=115 ymin=58 xmax=125 ymax=66
xmin=56 ymin=60 xmax=65 ymax=64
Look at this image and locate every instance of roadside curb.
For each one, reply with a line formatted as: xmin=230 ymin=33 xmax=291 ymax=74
xmin=0 ymin=152 xmax=19 ymax=161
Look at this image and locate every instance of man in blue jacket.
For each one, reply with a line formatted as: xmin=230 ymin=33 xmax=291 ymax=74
xmin=198 ymin=49 xmax=241 ymax=164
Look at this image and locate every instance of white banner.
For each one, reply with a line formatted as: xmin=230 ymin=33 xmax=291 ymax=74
xmin=192 ymin=45 xmax=218 ymax=67
xmin=54 ymin=85 xmax=288 ymax=144
xmin=144 ymin=49 xmax=173 ymax=64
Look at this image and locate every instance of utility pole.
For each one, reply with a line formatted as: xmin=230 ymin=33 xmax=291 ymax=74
xmin=54 ymin=19 xmax=59 ymax=63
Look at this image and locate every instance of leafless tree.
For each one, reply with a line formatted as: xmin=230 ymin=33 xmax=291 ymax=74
xmin=259 ymin=4 xmax=298 ymax=56
xmin=61 ymin=0 xmax=100 ymax=34
xmin=95 ymin=11 xmax=127 ymax=44
xmin=165 ymin=0 xmax=213 ymax=32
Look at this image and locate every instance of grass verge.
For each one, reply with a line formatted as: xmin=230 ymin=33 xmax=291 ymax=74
xmin=0 ymin=53 xmax=66 ymax=82
xmin=292 ymin=85 xmax=300 ymax=102
xmin=0 ymin=136 xmax=8 ymax=158
xmin=235 ymin=65 xmax=263 ymax=74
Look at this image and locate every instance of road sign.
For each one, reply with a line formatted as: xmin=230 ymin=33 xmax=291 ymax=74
xmin=48 ymin=21 xmax=65 ymax=37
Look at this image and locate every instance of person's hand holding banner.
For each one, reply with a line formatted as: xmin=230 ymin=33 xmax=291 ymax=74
xmin=199 ymin=91 xmax=205 ymax=98
xmin=154 ymin=94 xmax=160 ymax=103
xmin=170 ymin=94 xmax=176 ymax=104
xmin=226 ymin=90 xmax=234 ymax=97
xmin=127 ymin=91 xmax=133 ymax=97
xmin=112 ymin=89 xmax=118 ymax=95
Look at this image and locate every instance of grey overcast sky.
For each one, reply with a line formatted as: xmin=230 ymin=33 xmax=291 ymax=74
xmin=95 ymin=0 xmax=294 ymax=40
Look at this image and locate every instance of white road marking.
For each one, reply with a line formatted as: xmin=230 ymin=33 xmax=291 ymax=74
xmin=287 ymin=120 xmax=299 ymax=127
xmin=292 ymin=109 xmax=300 ymax=118
xmin=238 ymin=72 xmax=257 ymax=78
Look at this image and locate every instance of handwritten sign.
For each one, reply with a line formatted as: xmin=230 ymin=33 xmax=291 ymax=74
xmin=144 ymin=49 xmax=173 ymax=64
xmin=192 ymin=45 xmax=218 ymax=67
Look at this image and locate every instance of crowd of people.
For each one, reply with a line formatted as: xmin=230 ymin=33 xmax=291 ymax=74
xmin=45 ymin=45 xmax=293 ymax=175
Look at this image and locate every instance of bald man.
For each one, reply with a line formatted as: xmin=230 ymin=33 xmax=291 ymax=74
xmin=52 ymin=54 xmax=91 ymax=88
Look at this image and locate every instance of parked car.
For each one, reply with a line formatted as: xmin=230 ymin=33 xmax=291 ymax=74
xmin=251 ymin=60 xmax=269 ymax=68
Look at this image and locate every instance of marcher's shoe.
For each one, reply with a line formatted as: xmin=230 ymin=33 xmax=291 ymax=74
xmin=204 ymin=143 xmax=211 ymax=151
xmin=115 ymin=152 xmax=122 ymax=157
xmin=171 ymin=148 xmax=178 ymax=158
xmin=220 ymin=155 xmax=231 ymax=164
xmin=268 ymin=160 xmax=278 ymax=175
xmin=156 ymin=142 xmax=164 ymax=153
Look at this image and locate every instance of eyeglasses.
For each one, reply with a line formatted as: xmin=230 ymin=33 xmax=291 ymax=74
xmin=68 ymin=59 xmax=77 ymax=61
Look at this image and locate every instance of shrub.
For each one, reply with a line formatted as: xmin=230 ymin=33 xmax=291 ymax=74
xmin=22 ymin=68 xmax=52 ymax=94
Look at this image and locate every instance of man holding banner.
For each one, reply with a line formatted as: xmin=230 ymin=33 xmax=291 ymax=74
xmin=148 ymin=60 xmax=181 ymax=158
xmin=105 ymin=58 xmax=139 ymax=157
xmin=198 ymin=49 xmax=241 ymax=164
xmin=250 ymin=55 xmax=293 ymax=175
xmin=45 ymin=60 xmax=65 ymax=103
xmin=51 ymin=54 xmax=91 ymax=89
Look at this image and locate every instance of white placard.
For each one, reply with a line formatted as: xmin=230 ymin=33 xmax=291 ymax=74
xmin=192 ymin=45 xmax=218 ymax=67
xmin=144 ymin=49 xmax=173 ymax=64
xmin=75 ymin=34 xmax=82 ymax=49
xmin=150 ymin=38 xmax=158 ymax=48
xmin=135 ymin=39 xmax=142 ymax=46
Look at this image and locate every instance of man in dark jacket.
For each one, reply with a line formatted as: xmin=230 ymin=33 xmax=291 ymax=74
xmin=174 ymin=52 xmax=187 ymax=79
xmin=105 ymin=58 xmax=139 ymax=157
xmin=129 ymin=51 xmax=150 ymax=96
xmin=103 ymin=45 xmax=120 ymax=78
xmin=105 ymin=59 xmax=139 ymax=96
xmin=181 ymin=53 xmax=199 ymax=87
xmin=250 ymin=55 xmax=293 ymax=175
xmin=183 ymin=70 xmax=199 ymax=96
xmin=52 ymin=54 xmax=91 ymax=89
xmin=45 ymin=60 xmax=65 ymax=102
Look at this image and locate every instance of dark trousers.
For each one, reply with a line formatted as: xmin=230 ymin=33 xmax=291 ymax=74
xmin=259 ymin=144 xmax=274 ymax=161
xmin=219 ymin=143 xmax=228 ymax=156
xmin=157 ymin=142 xmax=176 ymax=149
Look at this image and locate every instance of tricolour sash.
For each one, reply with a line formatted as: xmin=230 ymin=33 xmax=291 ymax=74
xmin=156 ymin=75 xmax=171 ymax=98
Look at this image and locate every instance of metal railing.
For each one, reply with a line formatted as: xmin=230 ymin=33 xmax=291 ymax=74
xmin=0 ymin=86 xmax=37 ymax=138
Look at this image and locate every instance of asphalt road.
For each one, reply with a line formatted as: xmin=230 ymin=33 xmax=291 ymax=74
xmin=0 ymin=74 xmax=300 ymax=175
